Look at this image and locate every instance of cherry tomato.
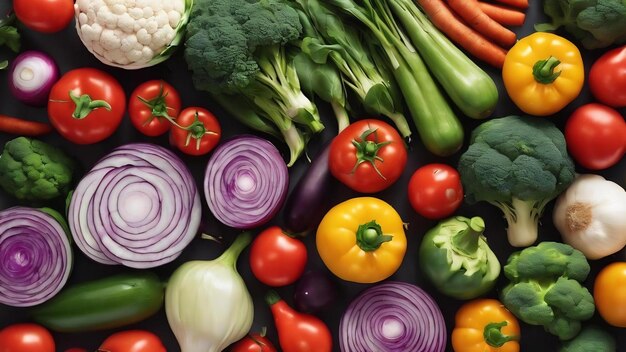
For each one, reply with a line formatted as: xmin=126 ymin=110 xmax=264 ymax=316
xmin=408 ymin=163 xmax=464 ymax=220
xmin=565 ymin=103 xmax=626 ymax=170
xmin=48 ymin=68 xmax=126 ymax=144
xmin=98 ymin=330 xmax=166 ymax=352
xmin=589 ymin=45 xmax=626 ymax=108
xmin=249 ymin=226 xmax=307 ymax=287
xmin=230 ymin=332 xmax=277 ymax=352
xmin=0 ymin=323 xmax=55 ymax=352
xmin=129 ymin=80 xmax=181 ymax=137
xmin=170 ymin=107 xmax=221 ymax=156
xmin=329 ymin=119 xmax=407 ymax=193
xmin=594 ymin=262 xmax=626 ymax=327
xmin=14 ymin=0 xmax=74 ymax=33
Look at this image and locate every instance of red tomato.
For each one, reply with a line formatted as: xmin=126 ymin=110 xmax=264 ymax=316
xmin=14 ymin=0 xmax=74 ymax=33
xmin=589 ymin=45 xmax=626 ymax=108
xmin=230 ymin=332 xmax=277 ymax=352
xmin=170 ymin=107 xmax=221 ymax=156
xmin=48 ymin=68 xmax=126 ymax=144
xmin=98 ymin=330 xmax=166 ymax=352
xmin=0 ymin=323 xmax=55 ymax=352
xmin=329 ymin=119 xmax=407 ymax=193
xmin=565 ymin=103 xmax=626 ymax=170
xmin=408 ymin=164 xmax=464 ymax=220
xmin=249 ymin=226 xmax=307 ymax=287
xmin=129 ymin=80 xmax=181 ymax=137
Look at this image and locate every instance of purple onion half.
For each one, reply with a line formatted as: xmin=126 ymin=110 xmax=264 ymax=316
xmin=0 ymin=207 xmax=72 ymax=307
xmin=9 ymin=50 xmax=59 ymax=107
xmin=68 ymin=143 xmax=201 ymax=268
xmin=204 ymin=135 xmax=289 ymax=229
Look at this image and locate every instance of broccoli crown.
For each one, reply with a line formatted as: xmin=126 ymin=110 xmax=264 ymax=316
xmin=458 ymin=115 xmax=575 ymax=205
xmin=184 ymin=0 xmax=302 ymax=93
xmin=0 ymin=137 xmax=75 ymax=201
xmin=560 ymin=325 xmax=616 ymax=352
xmin=537 ymin=0 xmax=626 ymax=49
xmin=501 ymin=242 xmax=595 ymax=340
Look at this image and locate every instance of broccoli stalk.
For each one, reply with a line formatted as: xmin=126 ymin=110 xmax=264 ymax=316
xmin=492 ymin=197 xmax=550 ymax=247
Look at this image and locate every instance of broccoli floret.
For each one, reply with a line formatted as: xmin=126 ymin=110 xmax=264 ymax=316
xmin=184 ymin=0 xmax=321 ymax=166
xmin=536 ymin=0 xmax=626 ymax=49
xmin=560 ymin=326 xmax=616 ymax=351
xmin=501 ymin=242 xmax=595 ymax=340
xmin=458 ymin=116 xmax=575 ymax=247
xmin=0 ymin=137 xmax=75 ymax=201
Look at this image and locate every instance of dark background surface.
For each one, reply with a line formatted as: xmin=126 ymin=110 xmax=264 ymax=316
xmin=1 ymin=1 xmax=626 ymax=351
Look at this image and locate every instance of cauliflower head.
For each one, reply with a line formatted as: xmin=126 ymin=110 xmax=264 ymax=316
xmin=75 ymin=0 xmax=193 ymax=69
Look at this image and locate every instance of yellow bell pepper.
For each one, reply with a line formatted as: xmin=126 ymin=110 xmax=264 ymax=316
xmin=452 ymin=299 xmax=520 ymax=352
xmin=316 ymin=197 xmax=406 ymax=284
xmin=502 ymin=32 xmax=584 ymax=116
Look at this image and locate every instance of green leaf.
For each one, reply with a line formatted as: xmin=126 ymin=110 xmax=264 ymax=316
xmin=363 ymin=83 xmax=395 ymax=116
xmin=0 ymin=26 xmax=20 ymax=53
xmin=0 ymin=60 xmax=7 ymax=70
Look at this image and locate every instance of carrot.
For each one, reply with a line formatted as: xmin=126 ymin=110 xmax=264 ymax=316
xmin=493 ymin=0 xmax=528 ymax=10
xmin=478 ymin=2 xmax=526 ymax=26
xmin=415 ymin=0 xmax=507 ymax=68
xmin=448 ymin=0 xmax=517 ymax=48
xmin=0 ymin=114 xmax=53 ymax=136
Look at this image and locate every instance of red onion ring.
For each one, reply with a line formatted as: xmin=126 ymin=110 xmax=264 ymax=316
xmin=340 ymin=281 xmax=447 ymax=352
xmin=204 ymin=135 xmax=289 ymax=229
xmin=0 ymin=207 xmax=72 ymax=307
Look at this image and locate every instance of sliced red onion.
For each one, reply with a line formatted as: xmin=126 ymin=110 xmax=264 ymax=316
xmin=9 ymin=50 xmax=59 ymax=106
xmin=68 ymin=143 xmax=201 ymax=268
xmin=0 ymin=207 xmax=72 ymax=307
xmin=204 ymin=135 xmax=288 ymax=229
xmin=340 ymin=281 xmax=446 ymax=352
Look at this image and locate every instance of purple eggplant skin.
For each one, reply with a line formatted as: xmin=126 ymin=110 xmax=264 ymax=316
xmin=293 ymin=270 xmax=338 ymax=314
xmin=283 ymin=142 xmax=335 ymax=234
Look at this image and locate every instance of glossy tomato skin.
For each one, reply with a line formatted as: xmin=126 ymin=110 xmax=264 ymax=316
xmin=589 ymin=45 xmax=626 ymax=108
xmin=48 ymin=68 xmax=126 ymax=144
xmin=98 ymin=330 xmax=166 ymax=352
xmin=0 ymin=323 xmax=55 ymax=352
xmin=170 ymin=107 xmax=221 ymax=156
xmin=565 ymin=103 xmax=626 ymax=170
xmin=408 ymin=164 xmax=464 ymax=220
xmin=594 ymin=262 xmax=626 ymax=327
xmin=230 ymin=333 xmax=277 ymax=352
xmin=329 ymin=119 xmax=407 ymax=193
xmin=129 ymin=80 xmax=181 ymax=137
xmin=14 ymin=0 xmax=74 ymax=33
xmin=249 ymin=226 xmax=308 ymax=287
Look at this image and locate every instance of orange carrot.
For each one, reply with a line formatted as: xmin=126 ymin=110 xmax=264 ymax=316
xmin=416 ymin=0 xmax=507 ymax=68
xmin=478 ymin=2 xmax=526 ymax=26
xmin=493 ymin=0 xmax=529 ymax=9
xmin=448 ymin=0 xmax=517 ymax=48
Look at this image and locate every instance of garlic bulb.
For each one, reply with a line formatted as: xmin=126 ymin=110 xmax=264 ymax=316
xmin=553 ymin=174 xmax=626 ymax=260
xmin=165 ymin=232 xmax=254 ymax=352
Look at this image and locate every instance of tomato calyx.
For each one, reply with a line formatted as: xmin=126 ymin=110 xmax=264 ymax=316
xmin=351 ymin=127 xmax=391 ymax=179
xmin=181 ymin=110 xmax=219 ymax=151
xmin=68 ymin=90 xmax=111 ymax=119
xmin=356 ymin=220 xmax=392 ymax=251
xmin=483 ymin=321 xmax=517 ymax=348
xmin=532 ymin=56 xmax=561 ymax=84
xmin=137 ymin=83 xmax=176 ymax=125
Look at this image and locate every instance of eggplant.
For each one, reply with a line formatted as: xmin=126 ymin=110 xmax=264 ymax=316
xmin=283 ymin=141 xmax=336 ymax=233
xmin=293 ymin=270 xmax=338 ymax=314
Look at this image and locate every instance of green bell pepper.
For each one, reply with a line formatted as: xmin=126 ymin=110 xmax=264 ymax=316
xmin=419 ymin=216 xmax=500 ymax=300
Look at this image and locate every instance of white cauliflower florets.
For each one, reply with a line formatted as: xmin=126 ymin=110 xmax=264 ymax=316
xmin=75 ymin=0 xmax=189 ymax=69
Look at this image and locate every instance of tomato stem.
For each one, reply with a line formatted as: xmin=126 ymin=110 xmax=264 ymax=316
xmin=356 ymin=220 xmax=392 ymax=252
xmin=484 ymin=321 xmax=518 ymax=347
xmin=69 ymin=91 xmax=111 ymax=119
xmin=182 ymin=110 xmax=219 ymax=150
xmin=351 ymin=127 xmax=391 ymax=179
xmin=137 ymin=82 xmax=177 ymax=125
xmin=533 ymin=56 xmax=561 ymax=84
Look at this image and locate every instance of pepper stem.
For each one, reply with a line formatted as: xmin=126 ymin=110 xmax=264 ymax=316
xmin=484 ymin=321 xmax=517 ymax=347
xmin=356 ymin=220 xmax=392 ymax=252
xmin=216 ymin=232 xmax=252 ymax=268
xmin=265 ymin=290 xmax=282 ymax=306
xmin=451 ymin=216 xmax=485 ymax=255
xmin=351 ymin=127 xmax=392 ymax=179
xmin=532 ymin=56 xmax=562 ymax=84
xmin=69 ymin=91 xmax=111 ymax=119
